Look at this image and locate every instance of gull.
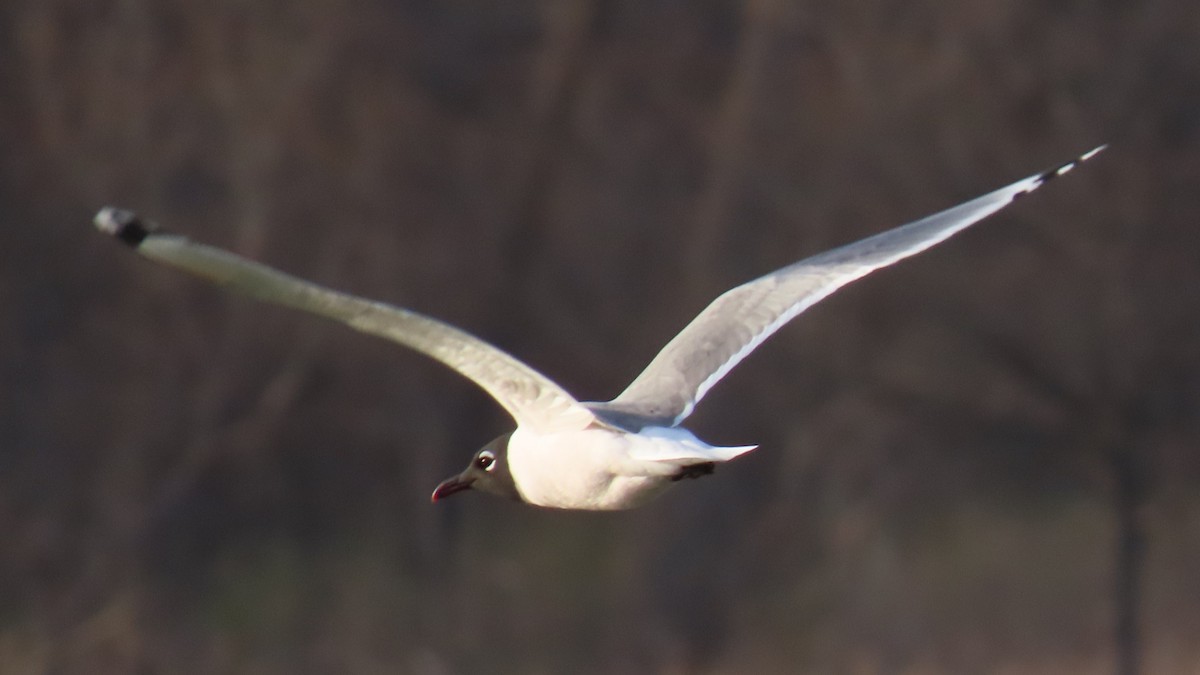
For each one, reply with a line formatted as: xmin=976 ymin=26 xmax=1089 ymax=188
xmin=95 ymin=145 xmax=1103 ymax=510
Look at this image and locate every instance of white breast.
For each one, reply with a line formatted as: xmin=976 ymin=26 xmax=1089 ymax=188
xmin=505 ymin=427 xmax=677 ymax=510
xmin=505 ymin=425 xmax=757 ymax=510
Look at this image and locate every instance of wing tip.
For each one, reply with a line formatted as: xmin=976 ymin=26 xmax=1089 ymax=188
xmin=1008 ymin=144 xmax=1106 ymax=204
xmin=1034 ymin=143 xmax=1107 ymax=186
xmin=94 ymin=207 xmax=156 ymax=247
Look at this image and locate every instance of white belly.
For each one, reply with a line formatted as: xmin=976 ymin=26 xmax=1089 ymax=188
xmin=505 ymin=426 xmax=755 ymax=510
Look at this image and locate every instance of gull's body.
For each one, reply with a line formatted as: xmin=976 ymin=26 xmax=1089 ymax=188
xmin=506 ymin=426 xmax=754 ymax=510
xmin=95 ymin=146 xmax=1102 ymax=510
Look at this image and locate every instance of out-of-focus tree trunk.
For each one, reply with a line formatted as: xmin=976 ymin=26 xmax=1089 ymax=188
xmin=1112 ymin=442 xmax=1145 ymax=675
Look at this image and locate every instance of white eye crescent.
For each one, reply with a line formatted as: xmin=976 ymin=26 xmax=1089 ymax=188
xmin=476 ymin=450 xmax=496 ymax=471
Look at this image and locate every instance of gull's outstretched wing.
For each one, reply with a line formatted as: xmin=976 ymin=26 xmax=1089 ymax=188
xmin=591 ymin=146 xmax=1105 ymax=429
xmin=94 ymin=209 xmax=595 ymax=433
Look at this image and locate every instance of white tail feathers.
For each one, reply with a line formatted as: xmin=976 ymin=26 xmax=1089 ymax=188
xmin=625 ymin=426 xmax=758 ymax=463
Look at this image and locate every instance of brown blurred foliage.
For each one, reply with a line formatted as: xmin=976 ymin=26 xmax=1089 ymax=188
xmin=1 ymin=1 xmax=1198 ymax=673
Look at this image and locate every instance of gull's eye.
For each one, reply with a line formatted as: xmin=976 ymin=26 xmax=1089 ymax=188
xmin=475 ymin=450 xmax=496 ymax=471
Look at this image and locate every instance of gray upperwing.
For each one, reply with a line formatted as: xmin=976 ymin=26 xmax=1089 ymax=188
xmin=94 ymin=208 xmax=595 ymax=434
xmin=598 ymin=146 xmax=1105 ymax=428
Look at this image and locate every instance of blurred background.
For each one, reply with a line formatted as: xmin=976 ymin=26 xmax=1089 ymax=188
xmin=2 ymin=1 xmax=1198 ymax=673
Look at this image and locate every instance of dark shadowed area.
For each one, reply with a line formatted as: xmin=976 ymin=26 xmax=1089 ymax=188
xmin=2 ymin=1 xmax=1198 ymax=673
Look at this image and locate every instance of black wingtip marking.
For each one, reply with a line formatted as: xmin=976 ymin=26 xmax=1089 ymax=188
xmin=94 ymin=207 xmax=158 ymax=247
xmin=1011 ymin=144 xmax=1106 ymax=203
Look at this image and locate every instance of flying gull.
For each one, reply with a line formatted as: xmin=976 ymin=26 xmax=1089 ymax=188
xmin=94 ymin=145 xmax=1103 ymax=510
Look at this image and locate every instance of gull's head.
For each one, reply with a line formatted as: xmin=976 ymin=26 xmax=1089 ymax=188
xmin=431 ymin=432 xmax=520 ymax=503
